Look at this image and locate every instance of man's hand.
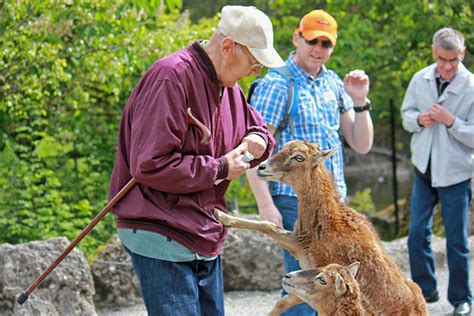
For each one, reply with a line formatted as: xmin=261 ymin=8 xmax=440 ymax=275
xmin=418 ymin=112 xmax=435 ymax=128
xmin=224 ymin=143 xmax=251 ymax=180
xmin=242 ymin=133 xmax=266 ymax=159
xmin=343 ymin=69 xmax=369 ymax=106
xmin=430 ymin=103 xmax=455 ymax=127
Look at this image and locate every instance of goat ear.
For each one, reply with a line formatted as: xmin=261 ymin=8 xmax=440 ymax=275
xmin=334 ymin=273 xmax=347 ymax=297
xmin=322 ymin=148 xmax=338 ymax=158
xmin=313 ymin=147 xmax=338 ymax=166
xmin=347 ymin=261 xmax=361 ymax=278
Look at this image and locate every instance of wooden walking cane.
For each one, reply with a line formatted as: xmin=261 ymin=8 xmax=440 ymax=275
xmin=16 ymin=177 xmax=137 ymax=304
xmin=16 ymin=108 xmax=211 ymax=305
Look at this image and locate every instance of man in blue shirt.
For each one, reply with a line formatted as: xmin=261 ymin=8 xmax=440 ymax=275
xmin=247 ymin=9 xmax=374 ymax=315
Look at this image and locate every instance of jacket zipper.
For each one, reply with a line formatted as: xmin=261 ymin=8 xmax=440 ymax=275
xmin=213 ymin=86 xmax=222 ymax=155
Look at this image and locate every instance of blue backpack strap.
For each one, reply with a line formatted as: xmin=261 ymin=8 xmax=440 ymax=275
xmin=268 ymin=66 xmax=298 ymax=141
xmin=247 ymin=78 xmax=262 ymax=104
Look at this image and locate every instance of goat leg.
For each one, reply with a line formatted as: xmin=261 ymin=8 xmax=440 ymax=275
xmin=268 ymin=294 xmax=304 ymax=316
xmin=215 ymin=209 xmax=300 ymax=256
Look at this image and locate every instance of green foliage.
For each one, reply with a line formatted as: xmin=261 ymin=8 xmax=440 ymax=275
xmin=0 ymin=0 xmax=216 ymax=256
xmin=348 ymin=187 xmax=375 ymax=215
xmin=226 ymin=176 xmax=258 ymax=214
xmin=1 ymin=1 xmax=472 ymax=256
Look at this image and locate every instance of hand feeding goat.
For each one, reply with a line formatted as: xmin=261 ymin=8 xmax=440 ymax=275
xmin=215 ymin=140 xmax=428 ymax=315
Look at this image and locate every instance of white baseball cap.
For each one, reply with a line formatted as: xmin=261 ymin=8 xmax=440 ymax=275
xmin=218 ymin=6 xmax=285 ymax=68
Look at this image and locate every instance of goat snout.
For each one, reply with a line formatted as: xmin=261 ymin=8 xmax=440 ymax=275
xmin=256 ymin=161 xmax=275 ymax=181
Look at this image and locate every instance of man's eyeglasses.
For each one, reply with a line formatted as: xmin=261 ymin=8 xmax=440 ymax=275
xmin=241 ymin=45 xmax=264 ymax=70
xmin=436 ymin=56 xmax=461 ymax=66
xmin=299 ymin=33 xmax=333 ymax=49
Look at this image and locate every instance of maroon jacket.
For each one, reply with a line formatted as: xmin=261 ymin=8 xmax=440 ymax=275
xmin=109 ymin=41 xmax=274 ymax=256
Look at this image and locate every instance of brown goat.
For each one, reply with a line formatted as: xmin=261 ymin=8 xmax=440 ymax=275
xmin=215 ymin=140 xmax=428 ymax=315
xmin=276 ymin=262 xmax=365 ymax=316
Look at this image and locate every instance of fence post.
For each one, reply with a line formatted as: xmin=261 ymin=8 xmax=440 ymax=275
xmin=390 ymin=98 xmax=400 ymax=236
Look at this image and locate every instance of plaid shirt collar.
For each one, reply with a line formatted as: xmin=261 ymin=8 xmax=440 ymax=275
xmin=286 ymin=52 xmax=329 ymax=82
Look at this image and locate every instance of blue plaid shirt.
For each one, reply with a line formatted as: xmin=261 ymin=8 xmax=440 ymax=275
xmin=250 ymin=53 xmax=353 ymax=200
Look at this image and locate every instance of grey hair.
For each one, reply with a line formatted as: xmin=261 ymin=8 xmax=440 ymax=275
xmin=432 ymin=27 xmax=465 ymax=52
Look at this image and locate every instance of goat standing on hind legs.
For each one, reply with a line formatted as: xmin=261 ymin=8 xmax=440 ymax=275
xmin=215 ymin=140 xmax=428 ymax=315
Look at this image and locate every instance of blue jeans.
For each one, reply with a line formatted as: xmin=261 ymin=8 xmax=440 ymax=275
xmin=273 ymin=195 xmax=318 ymax=316
xmin=408 ymin=173 xmax=472 ymax=306
xmin=124 ymin=247 xmax=225 ymax=316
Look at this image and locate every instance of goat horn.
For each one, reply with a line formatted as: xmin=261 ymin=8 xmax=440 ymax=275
xmin=187 ymin=108 xmax=211 ymax=145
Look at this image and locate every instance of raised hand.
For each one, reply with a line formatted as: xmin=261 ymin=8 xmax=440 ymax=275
xmin=343 ymin=69 xmax=369 ymax=106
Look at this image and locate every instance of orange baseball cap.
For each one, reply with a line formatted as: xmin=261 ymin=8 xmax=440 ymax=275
xmin=297 ymin=10 xmax=338 ymax=46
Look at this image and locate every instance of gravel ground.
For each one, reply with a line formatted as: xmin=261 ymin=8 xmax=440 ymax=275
xmin=98 ymin=266 xmax=471 ymax=316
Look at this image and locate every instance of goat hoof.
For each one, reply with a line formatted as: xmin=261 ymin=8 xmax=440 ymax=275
xmin=214 ymin=209 xmax=232 ymax=226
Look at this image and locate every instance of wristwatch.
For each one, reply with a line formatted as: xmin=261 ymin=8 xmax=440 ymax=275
xmin=353 ymin=99 xmax=372 ymax=113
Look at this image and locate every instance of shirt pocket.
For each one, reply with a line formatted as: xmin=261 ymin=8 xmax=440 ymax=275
xmin=297 ymin=92 xmax=319 ymax=127
xmin=301 ymin=93 xmax=340 ymax=130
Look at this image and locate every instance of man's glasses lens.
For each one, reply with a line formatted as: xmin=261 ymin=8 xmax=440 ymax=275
xmin=241 ymin=45 xmax=264 ymax=70
xmin=300 ymin=34 xmax=333 ymax=49
xmin=437 ymin=56 xmax=460 ymax=65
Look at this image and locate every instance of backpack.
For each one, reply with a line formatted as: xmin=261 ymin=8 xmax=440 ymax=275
xmin=248 ymin=66 xmax=299 ymax=142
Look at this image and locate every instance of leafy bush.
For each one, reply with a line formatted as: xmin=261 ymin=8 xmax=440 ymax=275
xmin=1 ymin=1 xmax=472 ymax=256
xmin=0 ymin=0 xmax=216 ymax=256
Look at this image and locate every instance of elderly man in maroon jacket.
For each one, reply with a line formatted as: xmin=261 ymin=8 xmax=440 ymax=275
xmin=108 ymin=5 xmax=282 ymax=316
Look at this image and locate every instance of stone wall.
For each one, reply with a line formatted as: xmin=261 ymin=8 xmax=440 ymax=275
xmin=90 ymin=235 xmax=142 ymax=307
xmin=221 ymin=215 xmax=285 ymax=291
xmin=0 ymin=238 xmax=96 ymax=316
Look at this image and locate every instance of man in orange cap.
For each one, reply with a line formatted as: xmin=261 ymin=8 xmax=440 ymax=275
xmin=247 ymin=9 xmax=374 ymax=315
